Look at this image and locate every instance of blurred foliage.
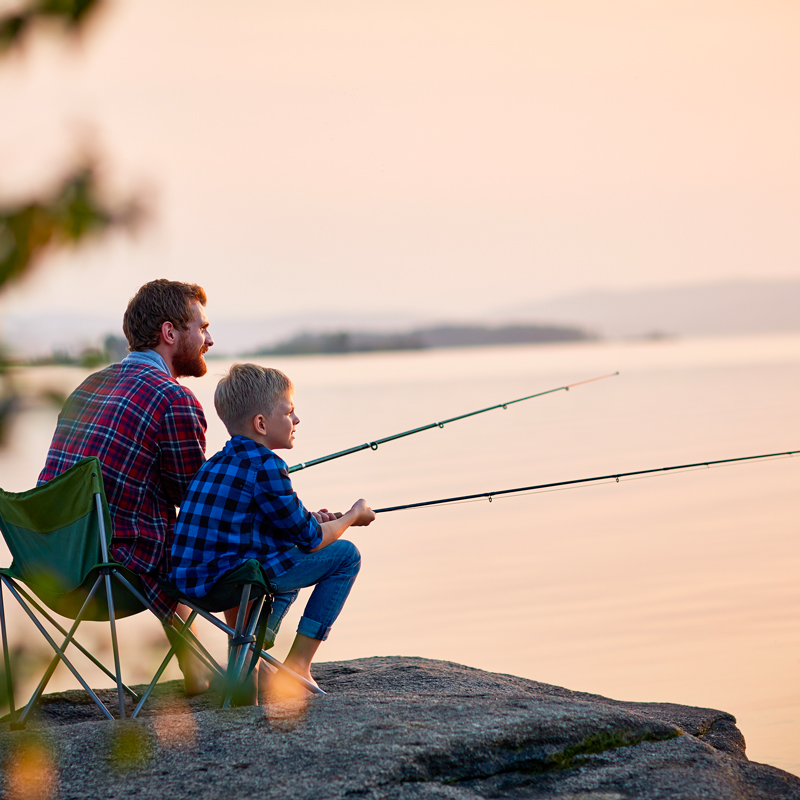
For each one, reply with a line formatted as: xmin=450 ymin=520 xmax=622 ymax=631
xmin=25 ymin=334 xmax=128 ymax=369
xmin=0 ymin=7 xmax=154 ymax=775
xmin=0 ymin=0 xmax=103 ymax=54
xmin=2 ymin=730 xmax=57 ymax=800
xmin=0 ymin=161 xmax=142 ymax=446
xmin=0 ymin=164 xmax=143 ymax=293
xmin=107 ymin=721 xmax=151 ymax=771
xmin=0 ymin=344 xmax=17 ymax=446
xmin=0 ymin=0 xmax=143 ymax=447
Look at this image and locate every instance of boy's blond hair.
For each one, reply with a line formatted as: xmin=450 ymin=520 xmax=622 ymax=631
xmin=214 ymin=363 xmax=294 ymax=435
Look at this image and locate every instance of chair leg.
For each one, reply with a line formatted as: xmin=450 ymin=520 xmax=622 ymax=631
xmin=113 ymin=572 xmax=231 ymax=667
xmin=183 ymin=595 xmax=326 ymax=701
xmin=102 ymin=570 xmax=126 ymax=719
xmin=113 ymin=570 xmax=231 ymax=691
xmin=221 ymin=586 xmax=262 ymax=709
xmin=2 ymin=580 xmax=114 ymax=723
xmin=239 ymin=598 xmax=266 ymax=669
xmin=21 ymin=576 xmax=108 ymax=721
xmin=0 ymin=581 xmax=16 ymax=725
xmin=11 ymin=580 xmax=138 ymax=700
xmin=130 ymin=610 xmax=225 ymax=719
xmin=130 ymin=611 xmax=196 ymax=718
xmin=221 ymin=586 xmax=251 ymax=709
xmin=243 ymin=598 xmax=265 ymax=681
xmin=147 ymin=597 xmax=269 ymax=710
xmin=230 ymin=599 xmax=264 ymax=687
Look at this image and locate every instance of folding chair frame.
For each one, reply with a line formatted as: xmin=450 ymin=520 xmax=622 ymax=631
xmin=127 ymin=576 xmax=325 ymax=718
xmin=0 ymin=493 xmax=139 ymax=726
xmin=1 ymin=469 xmax=324 ymax=726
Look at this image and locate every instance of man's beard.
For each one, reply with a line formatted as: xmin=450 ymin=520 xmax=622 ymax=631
xmin=172 ymin=335 xmax=208 ymax=378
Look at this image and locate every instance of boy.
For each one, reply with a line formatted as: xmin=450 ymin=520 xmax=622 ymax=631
xmin=170 ymin=363 xmax=375 ymax=694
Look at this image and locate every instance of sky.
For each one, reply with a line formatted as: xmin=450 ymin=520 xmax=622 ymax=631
xmin=0 ymin=0 xmax=799 ymax=326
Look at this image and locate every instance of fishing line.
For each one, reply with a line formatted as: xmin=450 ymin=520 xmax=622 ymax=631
xmin=288 ymin=371 xmax=619 ymax=473
xmin=372 ymin=450 xmax=800 ymax=514
xmin=379 ymin=468 xmax=704 ymax=511
xmin=381 ymin=458 xmax=782 ymax=511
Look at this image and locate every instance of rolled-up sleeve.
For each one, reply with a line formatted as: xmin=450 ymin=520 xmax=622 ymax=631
xmin=253 ymin=459 xmax=323 ymax=552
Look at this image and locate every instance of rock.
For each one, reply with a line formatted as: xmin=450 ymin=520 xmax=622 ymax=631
xmin=1 ymin=656 xmax=798 ymax=799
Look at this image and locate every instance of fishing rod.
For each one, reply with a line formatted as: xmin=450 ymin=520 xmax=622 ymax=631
xmin=372 ymin=449 xmax=800 ymax=513
xmin=288 ymin=371 xmax=619 ymax=474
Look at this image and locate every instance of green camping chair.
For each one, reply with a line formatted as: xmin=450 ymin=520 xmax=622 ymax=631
xmin=0 ymin=457 xmax=154 ymax=725
xmin=0 ymin=457 xmax=320 ymax=725
xmin=0 ymin=457 xmax=238 ymax=723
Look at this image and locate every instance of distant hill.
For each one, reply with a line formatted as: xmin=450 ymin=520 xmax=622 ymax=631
xmin=4 ymin=279 xmax=799 ymax=358
xmin=256 ymin=323 xmax=591 ymax=356
xmin=499 ymin=280 xmax=800 ymax=338
xmin=1 ymin=310 xmax=430 ymax=359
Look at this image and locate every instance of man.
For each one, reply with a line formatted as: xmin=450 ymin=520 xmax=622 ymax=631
xmin=38 ymin=279 xmax=214 ymax=694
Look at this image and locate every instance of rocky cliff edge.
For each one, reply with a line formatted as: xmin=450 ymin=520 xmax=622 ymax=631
xmin=2 ymin=656 xmax=799 ymax=799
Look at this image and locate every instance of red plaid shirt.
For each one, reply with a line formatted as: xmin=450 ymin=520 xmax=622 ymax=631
xmin=38 ymin=360 xmax=207 ymax=620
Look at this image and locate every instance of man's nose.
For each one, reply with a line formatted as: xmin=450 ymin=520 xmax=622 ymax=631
xmin=205 ymin=330 xmax=214 ymax=347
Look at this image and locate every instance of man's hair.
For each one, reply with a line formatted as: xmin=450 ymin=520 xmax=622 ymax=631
xmin=122 ymin=279 xmax=207 ymax=352
xmin=215 ymin=363 xmax=294 ymax=435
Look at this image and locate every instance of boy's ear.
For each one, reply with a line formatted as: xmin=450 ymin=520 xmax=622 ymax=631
xmin=252 ymin=414 xmax=267 ymax=435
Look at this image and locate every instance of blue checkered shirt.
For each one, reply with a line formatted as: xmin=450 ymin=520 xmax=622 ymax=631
xmin=170 ymin=435 xmax=322 ymax=599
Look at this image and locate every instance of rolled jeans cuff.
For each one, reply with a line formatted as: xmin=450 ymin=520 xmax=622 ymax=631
xmin=297 ymin=615 xmax=332 ymax=641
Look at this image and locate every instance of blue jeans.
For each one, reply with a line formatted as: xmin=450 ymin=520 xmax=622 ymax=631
xmin=265 ymin=539 xmax=361 ymax=645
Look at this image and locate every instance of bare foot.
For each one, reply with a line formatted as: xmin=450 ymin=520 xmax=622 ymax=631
xmin=166 ymin=612 xmax=214 ymax=697
xmin=183 ymin=668 xmax=212 ymax=697
xmin=180 ymin=654 xmax=214 ymax=696
xmin=260 ymin=662 xmax=317 ymax=703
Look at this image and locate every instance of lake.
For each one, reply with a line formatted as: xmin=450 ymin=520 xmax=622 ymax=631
xmin=1 ymin=333 xmax=798 ymax=774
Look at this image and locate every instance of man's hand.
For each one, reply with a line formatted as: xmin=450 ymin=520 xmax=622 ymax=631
xmin=312 ymin=508 xmax=343 ymax=523
xmin=348 ymin=498 xmax=376 ymax=527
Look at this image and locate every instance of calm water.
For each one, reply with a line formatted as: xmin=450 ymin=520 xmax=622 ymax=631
xmin=2 ymin=334 xmax=799 ymax=774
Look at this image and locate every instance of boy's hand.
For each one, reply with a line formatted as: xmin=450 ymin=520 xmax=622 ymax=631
xmin=312 ymin=508 xmax=343 ymax=523
xmin=311 ymin=499 xmax=376 ymax=551
xmin=348 ymin=498 xmax=376 ymax=527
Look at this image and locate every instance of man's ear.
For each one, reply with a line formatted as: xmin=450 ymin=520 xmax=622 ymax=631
xmin=160 ymin=320 xmax=176 ymax=347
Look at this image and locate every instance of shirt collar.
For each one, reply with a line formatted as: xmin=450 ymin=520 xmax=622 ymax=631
xmin=229 ymin=435 xmax=286 ymax=464
xmin=123 ymin=349 xmax=171 ymax=377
